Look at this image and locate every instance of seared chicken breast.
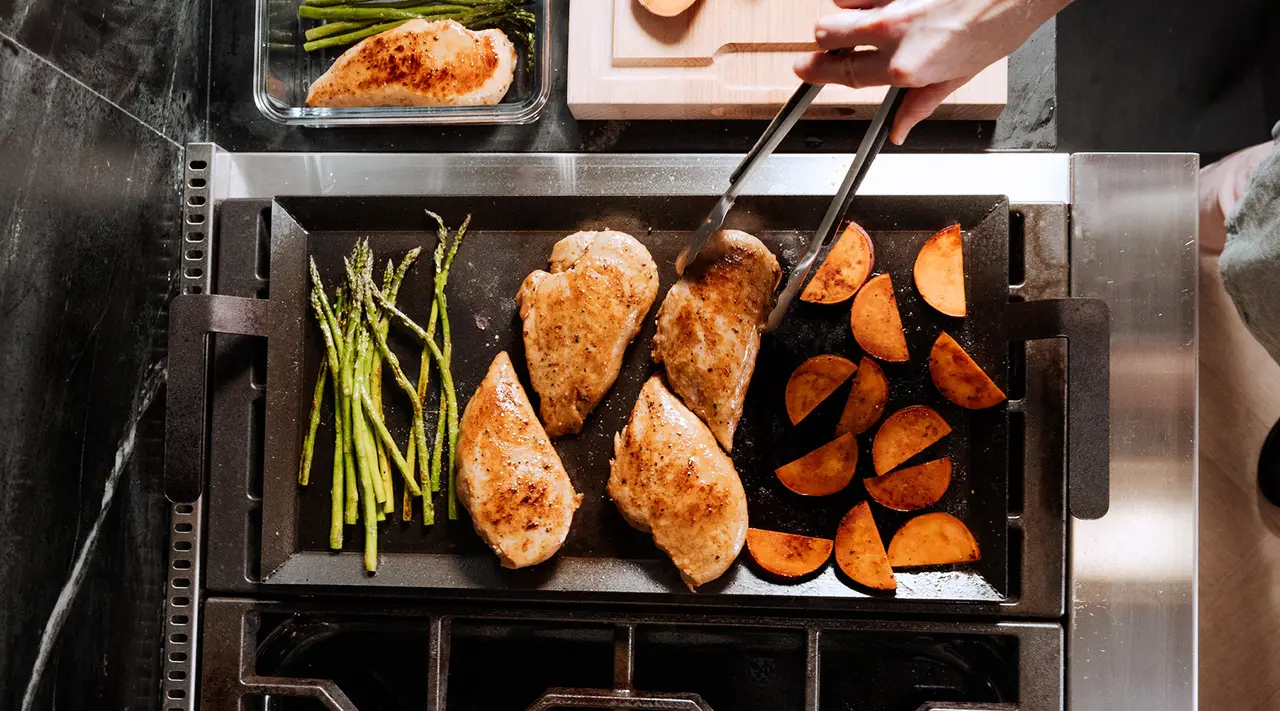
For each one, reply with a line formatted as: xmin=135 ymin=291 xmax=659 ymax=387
xmin=517 ymin=230 xmax=660 ymax=437
xmin=652 ymin=230 xmax=781 ymax=451
xmin=306 ymin=19 xmax=516 ymax=108
xmin=609 ymin=376 xmax=749 ymax=587
xmin=456 ymin=352 xmax=582 ymax=568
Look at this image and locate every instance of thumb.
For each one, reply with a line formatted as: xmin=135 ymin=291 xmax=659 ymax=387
xmin=889 ymin=76 xmax=973 ymax=145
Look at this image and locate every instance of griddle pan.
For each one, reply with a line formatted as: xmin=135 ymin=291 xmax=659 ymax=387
xmin=166 ymin=194 xmax=1109 ymax=607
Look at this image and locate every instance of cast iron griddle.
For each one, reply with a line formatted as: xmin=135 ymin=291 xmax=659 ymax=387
xmin=267 ymin=194 xmax=1010 ymax=600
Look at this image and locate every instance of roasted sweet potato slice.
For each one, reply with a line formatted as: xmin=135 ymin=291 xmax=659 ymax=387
xmin=786 ymin=354 xmax=857 ymax=425
xmin=929 ymin=332 xmax=1006 ymax=409
xmin=775 ymin=433 xmax=858 ymax=496
xmin=913 ymin=224 xmax=966 ymax=317
xmin=835 ymin=357 xmax=889 ymax=437
xmin=864 ymin=457 xmax=952 ymax=511
xmin=850 ymin=274 xmax=909 ymax=362
xmin=886 ymin=512 xmax=980 ymax=567
xmin=834 ymin=502 xmax=896 ymax=590
xmin=746 ymin=528 xmax=834 ymax=578
xmin=871 ymin=405 xmax=951 ymax=475
xmin=801 ymin=221 xmax=875 ymax=304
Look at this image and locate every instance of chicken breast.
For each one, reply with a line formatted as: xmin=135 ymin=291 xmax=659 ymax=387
xmin=516 ymin=230 xmax=660 ymax=437
xmin=609 ymin=376 xmax=749 ymax=587
xmin=456 ymin=352 xmax=582 ymax=569
xmin=306 ymin=19 xmax=516 ymax=108
xmin=652 ymin=229 xmax=781 ymax=451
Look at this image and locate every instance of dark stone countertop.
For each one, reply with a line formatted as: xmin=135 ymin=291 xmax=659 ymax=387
xmin=209 ymin=3 xmax=1058 ymax=154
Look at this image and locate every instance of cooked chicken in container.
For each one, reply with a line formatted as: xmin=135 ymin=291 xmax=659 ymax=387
xmin=306 ymin=19 xmax=516 ymax=108
xmin=609 ymin=376 xmax=749 ymax=588
xmin=652 ymin=229 xmax=781 ymax=452
xmin=517 ymin=230 xmax=660 ymax=437
xmin=456 ymin=352 xmax=581 ymax=569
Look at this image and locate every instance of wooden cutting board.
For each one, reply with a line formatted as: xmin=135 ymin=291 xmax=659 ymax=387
xmin=567 ymin=0 xmax=1008 ymax=121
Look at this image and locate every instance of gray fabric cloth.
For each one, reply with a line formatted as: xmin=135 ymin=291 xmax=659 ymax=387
xmin=1221 ymin=120 xmax=1280 ymax=364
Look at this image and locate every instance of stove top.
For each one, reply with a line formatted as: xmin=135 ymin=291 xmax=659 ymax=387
xmin=162 ymin=148 xmax=1197 ymax=711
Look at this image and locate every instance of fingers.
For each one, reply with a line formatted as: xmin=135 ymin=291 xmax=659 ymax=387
xmin=889 ymin=77 xmax=970 ymax=145
xmin=814 ymin=10 xmax=900 ymax=51
xmin=794 ymin=50 xmax=892 ymax=88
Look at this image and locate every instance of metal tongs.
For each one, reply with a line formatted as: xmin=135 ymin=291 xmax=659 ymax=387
xmin=675 ymin=83 xmax=908 ymax=332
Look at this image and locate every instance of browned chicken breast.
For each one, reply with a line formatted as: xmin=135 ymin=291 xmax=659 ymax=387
xmin=456 ymin=352 xmax=582 ymax=569
xmin=516 ymin=230 xmax=660 ymax=437
xmin=652 ymin=229 xmax=781 ymax=451
xmin=609 ymin=376 xmax=749 ymax=587
xmin=306 ymin=19 xmax=516 ymax=108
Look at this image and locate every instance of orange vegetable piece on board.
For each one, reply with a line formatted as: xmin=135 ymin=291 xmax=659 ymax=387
xmin=914 ymin=224 xmax=966 ymax=317
xmin=850 ymin=274 xmax=909 ymax=362
xmin=835 ymin=357 xmax=889 ymax=437
xmin=746 ymin=528 xmax=833 ymax=578
xmin=929 ymin=332 xmax=1006 ymax=409
xmin=801 ymin=221 xmax=875 ymax=304
xmin=887 ymin=512 xmax=981 ymax=567
xmin=834 ymin=502 xmax=896 ymax=590
xmin=775 ymin=433 xmax=858 ymax=496
xmin=864 ymin=457 xmax=952 ymax=511
xmin=786 ymin=355 xmax=857 ymax=425
xmin=871 ymin=405 xmax=951 ymax=475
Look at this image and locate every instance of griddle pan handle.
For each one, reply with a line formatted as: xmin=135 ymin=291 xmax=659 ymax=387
xmin=1007 ymin=298 xmax=1111 ymax=520
xmin=527 ymin=688 xmax=714 ymax=711
xmin=165 ymin=294 xmax=273 ymax=503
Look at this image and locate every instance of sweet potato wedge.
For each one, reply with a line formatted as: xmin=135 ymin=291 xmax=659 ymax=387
xmin=834 ymin=502 xmax=896 ymax=591
xmin=786 ymin=354 xmax=857 ymax=425
xmin=929 ymin=332 xmax=1006 ymax=409
xmin=746 ymin=528 xmax=834 ymax=578
xmin=913 ymin=224 xmax=966 ymax=317
xmin=871 ymin=405 xmax=951 ymax=475
xmin=850 ymin=274 xmax=909 ymax=362
xmin=886 ymin=512 xmax=980 ymax=567
xmin=801 ymin=221 xmax=875 ymax=304
xmin=835 ymin=357 xmax=889 ymax=437
xmin=775 ymin=433 xmax=858 ymax=496
xmin=864 ymin=457 xmax=952 ymax=511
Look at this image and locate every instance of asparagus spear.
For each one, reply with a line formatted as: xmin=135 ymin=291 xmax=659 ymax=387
xmin=339 ymin=260 xmax=361 ymax=523
xmin=300 ymin=362 xmax=328 ymax=488
xmin=309 ymin=287 xmax=346 ymax=550
xmin=359 ymin=278 xmax=428 ymax=500
xmin=370 ymin=284 xmax=459 ymax=519
xmin=298 ymin=5 xmax=468 ymax=22
xmin=304 ymin=19 xmax=374 ymax=41
xmin=304 ymin=20 xmax=405 ymax=52
xmin=300 ymin=2 xmax=534 ymax=51
xmin=424 ymin=211 xmax=466 ymax=517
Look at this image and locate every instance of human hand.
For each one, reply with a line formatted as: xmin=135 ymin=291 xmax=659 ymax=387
xmin=794 ymin=0 xmax=1072 ymax=144
xmin=1200 ymin=142 xmax=1275 ymax=254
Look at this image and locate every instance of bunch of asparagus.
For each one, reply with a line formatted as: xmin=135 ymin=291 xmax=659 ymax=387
xmin=299 ymin=212 xmax=465 ymax=572
xmin=299 ymin=0 xmax=535 ymax=53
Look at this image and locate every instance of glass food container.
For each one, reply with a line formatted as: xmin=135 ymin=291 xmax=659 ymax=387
xmin=254 ymin=0 xmax=551 ymax=126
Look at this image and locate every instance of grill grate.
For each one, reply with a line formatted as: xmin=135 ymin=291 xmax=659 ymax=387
xmin=198 ymin=598 xmax=1061 ymax=711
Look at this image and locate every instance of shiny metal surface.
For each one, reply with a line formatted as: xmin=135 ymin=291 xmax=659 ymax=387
xmin=203 ymin=147 xmax=1071 ymax=203
xmin=189 ymin=145 xmax=1195 ymax=710
xmin=1069 ymin=153 xmax=1198 ymax=711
